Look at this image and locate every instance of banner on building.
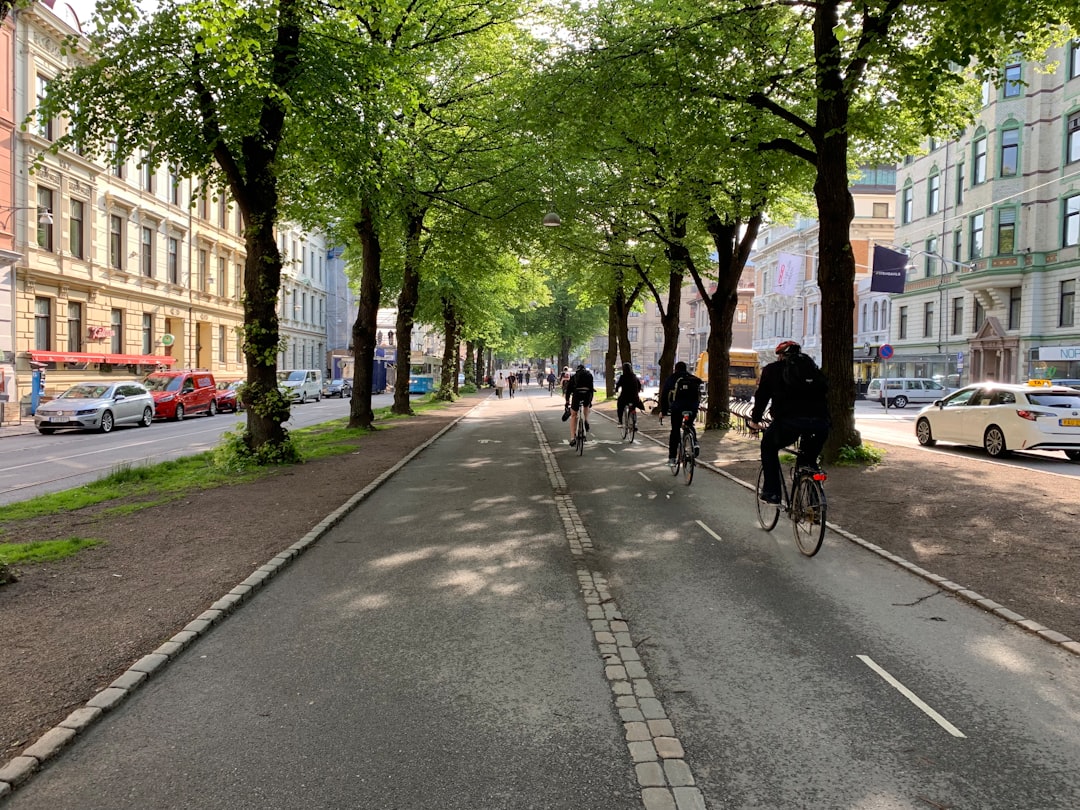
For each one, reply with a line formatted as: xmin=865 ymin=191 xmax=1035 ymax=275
xmin=870 ymin=245 xmax=909 ymax=293
xmin=774 ymin=252 xmax=803 ymax=297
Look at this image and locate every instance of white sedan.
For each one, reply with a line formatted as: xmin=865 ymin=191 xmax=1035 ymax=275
xmin=914 ymin=381 xmax=1080 ymax=462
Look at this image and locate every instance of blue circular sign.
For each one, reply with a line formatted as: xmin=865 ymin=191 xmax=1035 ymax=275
xmin=880 ymin=344 xmax=894 ymax=359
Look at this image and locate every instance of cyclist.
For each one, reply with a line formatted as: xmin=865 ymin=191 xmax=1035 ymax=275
xmin=560 ymin=366 xmax=572 ymax=397
xmin=749 ymin=340 xmax=830 ymax=504
xmin=614 ymin=362 xmax=646 ymax=426
xmin=547 ymin=370 xmax=557 ymax=392
xmin=565 ymin=363 xmax=595 ymax=448
xmin=659 ymin=361 xmax=702 ymax=468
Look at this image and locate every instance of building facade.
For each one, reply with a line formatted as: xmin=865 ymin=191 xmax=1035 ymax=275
xmin=891 ymin=42 xmax=1080 ymax=384
xmin=276 ymin=223 xmax=328 ymax=373
xmin=748 ymin=167 xmax=897 ymax=388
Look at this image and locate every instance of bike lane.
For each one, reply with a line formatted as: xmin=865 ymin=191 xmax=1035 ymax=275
xmin=536 ymin=393 xmax=1080 ymax=808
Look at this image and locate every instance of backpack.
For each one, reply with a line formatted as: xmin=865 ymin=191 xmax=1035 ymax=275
xmin=671 ymin=373 xmax=702 ymax=401
xmin=781 ymin=353 xmax=826 ymax=397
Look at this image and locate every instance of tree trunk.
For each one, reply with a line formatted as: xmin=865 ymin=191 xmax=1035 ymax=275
xmin=436 ymin=297 xmax=458 ymax=400
xmin=349 ymin=202 xmax=381 ymax=429
xmin=605 ymin=299 xmax=619 ymax=397
xmin=464 ymin=340 xmax=475 ymax=385
xmin=813 ymin=1 xmax=860 ymax=459
xmin=657 ymin=210 xmax=690 ymax=385
xmin=392 ymin=208 xmax=424 ymax=415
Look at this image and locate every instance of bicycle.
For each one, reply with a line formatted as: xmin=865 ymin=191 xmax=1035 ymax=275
xmin=755 ymin=440 xmax=828 ymax=556
xmin=548 ymin=379 xmax=556 ymax=395
xmin=622 ymin=403 xmax=638 ymax=443
xmin=573 ymin=403 xmax=587 ymax=456
xmin=669 ymin=410 xmax=698 ymax=485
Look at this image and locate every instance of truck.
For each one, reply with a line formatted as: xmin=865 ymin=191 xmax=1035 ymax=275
xmin=695 ymin=349 xmax=759 ymax=400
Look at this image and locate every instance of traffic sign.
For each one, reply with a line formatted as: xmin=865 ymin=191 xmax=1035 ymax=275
xmin=880 ymin=344 xmax=893 ymax=359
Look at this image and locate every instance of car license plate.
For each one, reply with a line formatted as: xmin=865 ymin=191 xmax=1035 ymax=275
xmin=1060 ymin=418 xmax=1080 ymax=427
xmin=50 ymin=415 xmax=66 ymax=423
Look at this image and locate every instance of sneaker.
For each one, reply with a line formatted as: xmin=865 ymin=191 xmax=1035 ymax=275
xmin=760 ymin=492 xmax=781 ymax=505
xmin=569 ymin=438 xmax=577 ymax=448
xmin=668 ymin=458 xmax=678 ymax=468
xmin=584 ymin=420 xmax=590 ymax=432
xmin=693 ymin=444 xmax=700 ymax=458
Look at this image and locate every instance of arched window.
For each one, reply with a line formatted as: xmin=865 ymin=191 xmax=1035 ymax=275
xmin=862 ymin=303 xmax=868 ymax=331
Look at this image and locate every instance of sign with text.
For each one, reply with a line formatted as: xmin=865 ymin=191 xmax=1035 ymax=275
xmin=1038 ymin=346 xmax=1080 ymax=361
xmin=773 ymin=252 xmax=803 ymax=297
xmin=87 ymin=326 xmax=115 ymax=340
xmin=870 ymin=245 xmax=909 ymax=293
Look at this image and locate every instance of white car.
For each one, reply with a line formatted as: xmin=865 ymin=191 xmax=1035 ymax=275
xmin=34 ymin=381 xmax=156 ymax=434
xmin=914 ymin=381 xmax=1080 ymax=462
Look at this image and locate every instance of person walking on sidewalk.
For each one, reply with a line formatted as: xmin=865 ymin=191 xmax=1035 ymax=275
xmin=660 ymin=361 xmax=703 ymax=468
xmin=565 ymin=364 xmax=595 ymax=448
xmin=748 ymin=340 xmax=830 ymax=504
xmin=506 ymin=373 xmax=517 ymax=398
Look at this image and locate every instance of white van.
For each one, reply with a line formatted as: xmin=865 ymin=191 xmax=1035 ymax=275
xmin=277 ymin=369 xmax=323 ymax=403
xmin=866 ymin=377 xmax=951 ymax=409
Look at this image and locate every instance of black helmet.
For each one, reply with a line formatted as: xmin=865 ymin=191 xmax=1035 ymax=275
xmin=622 ymin=362 xmax=633 ymax=373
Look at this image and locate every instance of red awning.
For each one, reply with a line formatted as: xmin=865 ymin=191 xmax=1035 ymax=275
xmin=27 ymin=351 xmax=176 ymax=366
xmin=104 ymin=354 xmax=177 ymax=366
xmin=29 ymin=351 xmax=107 ymax=364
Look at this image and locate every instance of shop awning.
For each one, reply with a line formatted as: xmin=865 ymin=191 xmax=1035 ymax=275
xmin=28 ymin=351 xmax=176 ymax=366
xmin=104 ymin=354 xmax=177 ymax=366
xmin=29 ymin=351 xmax=107 ymax=364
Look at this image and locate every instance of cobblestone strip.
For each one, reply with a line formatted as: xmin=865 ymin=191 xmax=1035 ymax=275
xmin=529 ymin=406 xmax=707 ymax=810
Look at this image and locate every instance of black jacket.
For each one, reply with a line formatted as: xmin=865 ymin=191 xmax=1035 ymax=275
xmin=615 ymin=371 xmax=642 ymax=401
xmin=660 ymin=370 xmax=701 ymax=416
xmin=751 ymin=354 xmax=829 ymax=423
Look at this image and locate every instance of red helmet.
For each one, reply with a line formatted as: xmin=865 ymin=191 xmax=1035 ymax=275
xmin=775 ymin=340 xmax=801 ymax=357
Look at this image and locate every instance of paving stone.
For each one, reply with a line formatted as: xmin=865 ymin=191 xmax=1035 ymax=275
xmin=59 ymin=706 xmax=102 ymax=732
xmin=663 ymin=759 xmax=695 ymax=787
xmin=109 ymin=670 xmax=148 ymax=691
xmin=673 ymin=786 xmax=706 ymax=810
xmin=130 ymin=653 xmax=169 ymax=675
xmin=0 ymin=757 xmax=37 ymax=787
xmin=612 ymin=681 xmax=634 ymax=695
xmin=605 ymin=664 xmax=628 ymax=681
xmin=624 ymin=722 xmax=651 ymax=742
xmin=594 ymin=631 xmax=616 ymax=645
xmin=625 ymin=661 xmax=648 ymax=679
xmin=634 ymin=679 xmax=656 ymax=698
xmin=1038 ymin=629 xmax=1073 ymax=644
xmin=615 ymin=695 xmax=638 ymax=708
xmin=22 ymin=727 xmax=76 ymax=762
xmin=628 ymin=740 xmax=659 ymax=762
xmin=153 ymin=640 xmax=185 ymax=657
xmin=639 ymin=698 xmax=666 ymax=720
xmin=648 ymin=719 xmax=675 ymax=737
xmin=587 ymin=605 xmax=604 ymax=619
xmin=655 ymin=737 xmax=685 ymax=759
xmin=610 ymin=620 xmax=629 ymax=633
xmin=635 ymin=762 xmax=666 ymax=787
xmin=641 ymin=787 xmax=676 ymax=810
xmin=592 ymin=619 xmax=610 ymax=632
xmin=620 ymin=707 xmax=645 ymax=723
xmin=86 ymin=687 xmax=127 ymax=710
xmin=619 ymin=646 xmax=640 ymax=662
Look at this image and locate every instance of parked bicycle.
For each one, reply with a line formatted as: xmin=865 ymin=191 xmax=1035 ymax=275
xmin=669 ymin=410 xmax=698 ymax=485
xmin=622 ymin=402 xmax=638 ymax=443
xmin=755 ymin=440 xmax=828 ymax=556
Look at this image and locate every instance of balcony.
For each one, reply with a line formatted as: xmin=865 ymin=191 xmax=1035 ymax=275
xmin=957 ymin=256 xmax=1026 ymax=310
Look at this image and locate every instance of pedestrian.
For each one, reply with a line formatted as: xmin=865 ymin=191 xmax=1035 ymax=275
xmin=507 ymin=373 xmax=517 ymax=398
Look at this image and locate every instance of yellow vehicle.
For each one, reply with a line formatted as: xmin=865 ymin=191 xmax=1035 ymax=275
xmin=695 ymin=349 xmax=759 ymax=399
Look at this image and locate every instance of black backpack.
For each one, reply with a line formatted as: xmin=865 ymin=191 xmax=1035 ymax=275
xmin=672 ymin=373 xmax=703 ymax=401
xmin=781 ymin=353 xmax=826 ymax=397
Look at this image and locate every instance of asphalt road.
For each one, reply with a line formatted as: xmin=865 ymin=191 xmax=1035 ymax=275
xmin=5 ymin=389 xmax=1080 ymax=808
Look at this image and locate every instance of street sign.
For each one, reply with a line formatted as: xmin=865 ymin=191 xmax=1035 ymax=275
xmin=161 ymin=333 xmax=175 ymax=347
xmin=880 ymin=344 xmax=894 ymax=359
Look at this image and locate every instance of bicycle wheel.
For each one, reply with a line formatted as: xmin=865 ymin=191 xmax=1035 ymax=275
xmin=629 ymin=409 xmax=637 ymax=443
xmin=755 ymin=466 xmax=780 ymax=530
xmin=576 ymin=417 xmax=586 ymax=456
xmin=791 ymin=476 xmax=827 ymax=556
xmin=681 ymin=432 xmax=695 ymax=486
xmin=622 ymin=410 xmax=632 ymax=441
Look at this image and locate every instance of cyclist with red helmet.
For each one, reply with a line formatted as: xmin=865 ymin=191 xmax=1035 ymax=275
xmin=749 ymin=341 xmax=830 ymax=504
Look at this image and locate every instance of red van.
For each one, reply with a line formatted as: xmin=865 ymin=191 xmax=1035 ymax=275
xmin=142 ymin=370 xmax=218 ymax=420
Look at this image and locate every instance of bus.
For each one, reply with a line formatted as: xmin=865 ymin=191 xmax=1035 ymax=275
xmin=695 ymin=349 xmax=759 ymax=400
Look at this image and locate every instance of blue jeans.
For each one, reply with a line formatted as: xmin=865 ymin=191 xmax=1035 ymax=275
xmin=760 ymin=417 xmax=829 ymax=498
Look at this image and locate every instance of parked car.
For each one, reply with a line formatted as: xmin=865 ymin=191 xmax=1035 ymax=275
xmin=142 ymin=370 xmax=218 ymax=420
xmin=215 ymin=379 xmax=244 ymax=413
xmin=34 ymin=381 xmax=155 ymax=434
xmin=867 ymin=377 xmax=952 ymax=409
xmin=322 ymin=378 xmax=351 ymax=398
xmin=277 ymin=369 xmax=323 ymax=403
xmin=915 ymin=381 xmax=1080 ymax=462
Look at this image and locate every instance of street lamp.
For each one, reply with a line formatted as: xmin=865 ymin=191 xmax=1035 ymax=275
xmin=0 ymin=206 xmax=53 ymax=228
xmin=542 ymin=210 xmax=561 ymax=227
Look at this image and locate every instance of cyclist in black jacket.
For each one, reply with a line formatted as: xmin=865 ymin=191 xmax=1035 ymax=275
xmin=749 ymin=340 xmax=830 ymax=504
xmin=660 ymin=361 xmax=702 ymax=467
xmin=614 ymin=363 xmax=646 ymax=426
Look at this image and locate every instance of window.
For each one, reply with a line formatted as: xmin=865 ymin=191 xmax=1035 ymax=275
xmin=981 ymin=80 xmax=991 ymax=106
xmin=1064 ymin=195 xmax=1080 ymax=247
xmin=168 ymin=168 xmax=181 ymax=205
xmin=997 ymin=208 xmax=1016 ymax=254
xmin=234 ymin=262 xmax=243 ymax=302
xmin=973 ymin=136 xmax=987 ymax=184
xmin=110 ymin=142 xmax=124 ymax=178
xmin=218 ymin=325 xmax=226 ymax=363
xmin=923 ymin=301 xmax=935 ymax=338
xmin=953 ymin=230 xmax=963 ymax=264
xmin=1000 ymin=128 xmax=1019 ymax=176
xmin=35 ymin=75 xmax=53 ymax=140
xmin=218 ymin=197 xmax=227 ymax=229
xmin=37 ymin=187 xmax=54 ymax=251
xmin=140 ymin=154 xmax=154 ymax=192
xmin=1068 ymin=112 xmax=1080 ymax=164
xmin=67 ymin=302 xmax=82 ymax=353
xmin=872 ymin=301 xmax=880 ymax=331
xmin=974 ymin=298 xmax=986 ymax=331
xmin=141 ymin=226 xmax=153 ymax=277
xmin=217 ymin=257 xmax=226 ymax=296
xmin=956 ymin=162 xmax=965 ymax=205
xmin=34 ymin=298 xmax=52 ymax=350
xmin=951 ymin=297 xmax=964 ymax=335
xmin=1003 ymin=63 xmax=1022 ymax=97
xmin=1070 ymin=40 xmax=1080 ymax=81
xmin=1008 ymin=286 xmax=1021 ymax=330
xmin=111 ymin=309 xmax=123 ymax=353
xmin=970 ymin=212 xmax=985 ymax=259
xmin=109 ymin=215 xmax=123 ymax=269
xmin=861 ymin=303 xmax=868 ymax=331
xmin=1061 ymin=280 xmax=1076 ymax=328
xmin=142 ymin=313 xmax=153 ymax=354
xmin=899 ymin=306 xmax=908 ymax=339
xmin=69 ymin=199 xmax=84 ymax=259
xmin=901 ymin=184 xmax=914 ymax=224
xmin=198 ymin=249 xmax=209 ymax=291
xmin=925 ymin=236 xmax=938 ymax=277
xmin=197 ymin=188 xmax=208 ymax=219
xmin=168 ymin=237 xmax=179 ymax=284
xmin=873 ymin=202 xmax=889 ymax=219
xmin=927 ymin=173 xmax=941 ymax=215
